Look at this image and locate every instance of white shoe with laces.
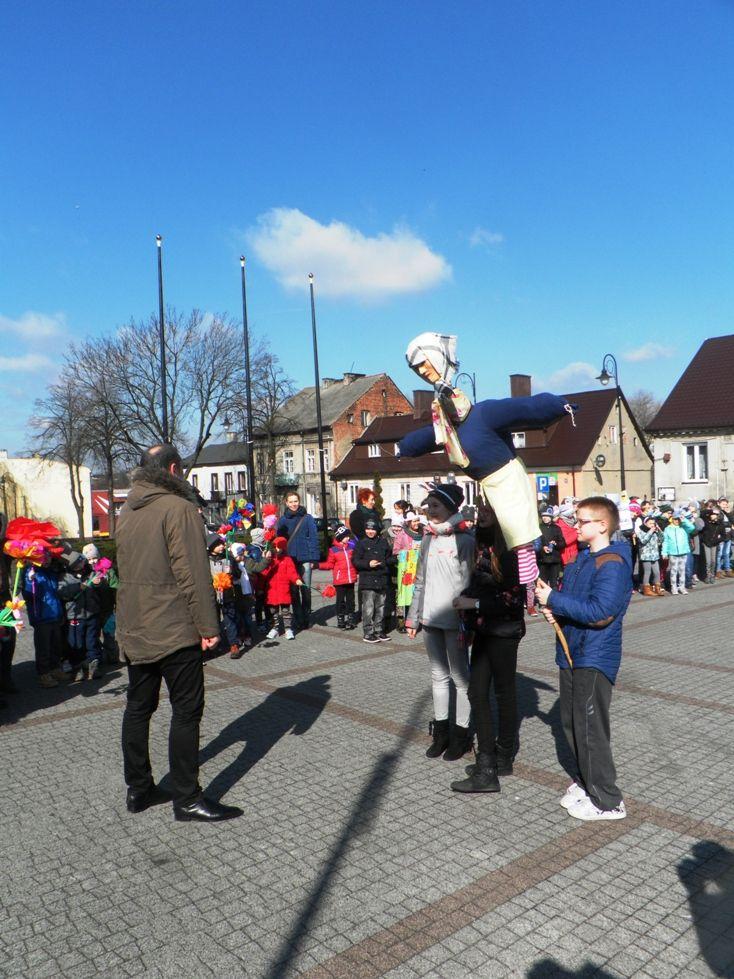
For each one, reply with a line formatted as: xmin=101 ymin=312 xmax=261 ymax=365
xmin=266 ymin=628 xmax=279 ymax=640
xmin=285 ymin=629 xmax=295 ymax=640
xmin=679 ymin=587 xmax=688 ymax=594
xmin=560 ymin=782 xmax=587 ymax=810
xmin=568 ymin=796 xmax=626 ymax=821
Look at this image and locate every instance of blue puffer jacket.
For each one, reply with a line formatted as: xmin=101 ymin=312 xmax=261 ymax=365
xmin=547 ymin=542 xmax=632 ymax=684
xmin=276 ymin=507 xmax=321 ymax=563
xmin=398 ymin=393 xmax=570 ymax=481
xmin=21 ymin=567 xmax=64 ymax=626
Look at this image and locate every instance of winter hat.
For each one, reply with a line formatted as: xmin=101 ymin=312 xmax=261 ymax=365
xmin=405 ymin=332 xmax=459 ymax=385
xmin=334 ymin=526 xmax=350 ymax=543
xmin=250 ymin=528 xmax=266 ymax=547
xmin=540 ymin=506 xmax=556 ymax=520
xmin=558 ymin=503 xmax=575 ymax=520
xmin=206 ymin=532 xmax=223 ymax=550
xmin=659 ymin=503 xmax=673 ymax=514
xmin=230 ymin=543 xmax=245 ymax=559
xmin=82 ymin=543 xmax=100 ymax=562
xmin=672 ymin=508 xmax=684 ymax=520
xmin=273 ymin=535 xmax=288 ymax=550
xmin=629 ymin=502 xmax=642 ymax=516
xmin=364 ymin=517 xmax=381 ymax=531
xmin=426 ymin=483 xmax=464 ymax=514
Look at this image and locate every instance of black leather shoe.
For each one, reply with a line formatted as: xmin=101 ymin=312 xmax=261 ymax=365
xmin=126 ymin=784 xmax=170 ymax=813
xmin=173 ymin=796 xmax=243 ymax=822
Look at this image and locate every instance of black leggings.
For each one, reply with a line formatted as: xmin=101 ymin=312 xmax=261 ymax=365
xmin=468 ymin=634 xmax=520 ymax=757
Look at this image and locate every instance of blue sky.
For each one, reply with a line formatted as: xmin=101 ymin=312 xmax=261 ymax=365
xmin=2 ymin=1 xmax=734 ymax=453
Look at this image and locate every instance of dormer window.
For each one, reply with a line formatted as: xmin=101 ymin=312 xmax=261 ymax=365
xmin=512 ymin=432 xmax=526 ymax=449
xmin=368 ymin=444 xmax=381 ymax=458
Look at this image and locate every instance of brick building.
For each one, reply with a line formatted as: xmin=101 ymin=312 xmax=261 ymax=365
xmin=251 ymin=372 xmax=411 ymax=515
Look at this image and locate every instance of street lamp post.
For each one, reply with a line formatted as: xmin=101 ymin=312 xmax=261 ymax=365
xmin=240 ymin=257 xmax=257 ymax=507
xmin=597 ymin=353 xmax=625 ymax=492
xmin=308 ymin=274 xmax=330 ymax=524
xmin=155 ymin=234 xmax=169 ymax=442
xmin=455 ymin=371 xmax=477 ymax=403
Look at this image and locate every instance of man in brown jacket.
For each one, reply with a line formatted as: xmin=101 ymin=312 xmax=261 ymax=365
xmin=118 ymin=444 xmax=242 ymax=822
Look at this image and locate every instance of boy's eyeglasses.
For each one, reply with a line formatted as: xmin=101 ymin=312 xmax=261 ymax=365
xmin=577 ymin=518 xmax=601 ymax=526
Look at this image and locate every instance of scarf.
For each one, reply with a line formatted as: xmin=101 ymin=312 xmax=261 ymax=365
xmin=431 ymin=389 xmax=472 ymax=468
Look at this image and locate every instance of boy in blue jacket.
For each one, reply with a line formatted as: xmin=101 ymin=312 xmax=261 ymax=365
xmin=535 ymin=496 xmax=632 ymax=822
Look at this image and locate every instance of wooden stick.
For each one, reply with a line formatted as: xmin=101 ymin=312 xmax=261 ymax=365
xmin=553 ymin=620 xmax=573 ymax=668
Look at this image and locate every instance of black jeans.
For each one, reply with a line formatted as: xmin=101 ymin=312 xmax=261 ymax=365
xmin=335 ymin=584 xmax=355 ymax=618
xmin=468 ymin=634 xmax=520 ymax=758
xmin=291 ymin=562 xmax=312 ymax=628
xmin=121 ymin=644 xmax=205 ymax=805
xmin=559 ymin=666 xmax=622 ymax=811
xmin=538 ymin=563 xmax=561 ymax=588
xmin=32 ymin=621 xmax=63 ymax=675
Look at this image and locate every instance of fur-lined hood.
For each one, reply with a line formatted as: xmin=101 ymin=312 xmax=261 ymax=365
xmin=127 ymin=465 xmax=199 ymax=510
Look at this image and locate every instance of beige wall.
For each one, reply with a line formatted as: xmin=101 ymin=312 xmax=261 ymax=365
xmin=0 ymin=458 xmax=92 ymax=536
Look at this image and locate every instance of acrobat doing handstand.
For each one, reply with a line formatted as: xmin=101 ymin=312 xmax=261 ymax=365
xmin=399 ymin=332 xmax=577 ymax=585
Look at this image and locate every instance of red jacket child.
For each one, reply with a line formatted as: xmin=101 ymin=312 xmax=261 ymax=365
xmin=557 ymin=514 xmax=579 ymax=566
xmin=319 ymin=532 xmax=357 ymax=586
xmin=259 ymin=537 xmax=303 ymax=606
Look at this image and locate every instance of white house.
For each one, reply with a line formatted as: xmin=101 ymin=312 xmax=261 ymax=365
xmin=648 ymin=335 xmax=734 ymax=503
xmin=184 ymin=436 xmax=250 ymax=511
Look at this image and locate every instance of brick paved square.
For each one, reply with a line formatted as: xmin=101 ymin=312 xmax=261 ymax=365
xmin=1 ymin=577 xmax=732 ymax=977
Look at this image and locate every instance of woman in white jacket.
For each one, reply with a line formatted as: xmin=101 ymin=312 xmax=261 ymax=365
xmin=407 ymin=484 xmax=475 ymax=761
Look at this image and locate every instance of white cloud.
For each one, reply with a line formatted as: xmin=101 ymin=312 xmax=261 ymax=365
xmin=0 ymin=310 xmax=66 ymax=339
xmin=247 ymin=207 xmax=451 ymax=300
xmin=623 ymin=342 xmax=672 ymax=363
xmin=469 ymin=226 xmax=504 ymax=248
xmin=533 ymin=361 xmax=600 ymax=393
xmin=0 ymin=353 xmax=55 ymax=372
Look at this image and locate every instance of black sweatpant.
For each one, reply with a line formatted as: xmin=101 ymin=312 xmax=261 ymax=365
xmin=32 ymin=621 xmax=63 ymax=675
xmin=468 ymin=634 xmax=520 ymax=758
xmin=335 ymin=584 xmax=355 ymax=619
xmin=121 ymin=644 xmax=205 ymax=805
xmin=559 ymin=666 xmax=622 ymax=811
xmin=538 ymin=563 xmax=562 ymax=588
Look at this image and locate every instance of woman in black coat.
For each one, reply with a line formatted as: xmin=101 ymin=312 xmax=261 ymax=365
xmin=450 ymin=500 xmax=526 ymax=793
xmin=537 ymin=507 xmax=566 ymax=589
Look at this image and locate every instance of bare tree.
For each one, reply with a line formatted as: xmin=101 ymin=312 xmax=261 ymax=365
xmin=628 ymin=389 xmax=662 ymax=431
xmin=30 ymin=376 xmax=92 ymax=536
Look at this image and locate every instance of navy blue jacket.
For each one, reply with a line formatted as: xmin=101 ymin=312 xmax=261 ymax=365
xmin=547 ymin=542 xmax=632 ymax=684
xmin=276 ymin=507 xmax=321 ymax=563
xmin=22 ymin=567 xmax=64 ymax=626
xmin=399 ymin=394 xmax=570 ymax=481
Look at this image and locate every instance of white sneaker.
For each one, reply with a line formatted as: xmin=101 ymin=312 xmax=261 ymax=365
xmin=679 ymin=587 xmax=688 ymax=595
xmin=671 ymin=587 xmax=679 ymax=595
xmin=266 ymin=628 xmax=279 ymax=640
xmin=568 ymin=797 xmax=626 ymax=821
xmin=560 ymin=782 xmax=587 ymax=809
xmin=285 ymin=629 xmax=295 ymax=640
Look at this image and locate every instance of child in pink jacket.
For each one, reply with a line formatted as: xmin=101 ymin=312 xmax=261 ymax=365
xmin=319 ymin=526 xmax=357 ymax=630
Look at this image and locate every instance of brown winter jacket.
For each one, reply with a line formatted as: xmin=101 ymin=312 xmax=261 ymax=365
xmin=116 ymin=466 xmax=219 ymax=664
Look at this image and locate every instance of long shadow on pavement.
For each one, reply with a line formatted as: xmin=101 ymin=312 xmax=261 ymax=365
xmin=0 ymin=658 xmax=126 ymax=726
xmin=196 ymin=674 xmax=332 ymax=802
xmin=527 ymin=962 xmax=617 ymax=977
xmin=678 ymin=840 xmax=734 ymax=977
xmin=263 ymin=690 xmax=432 ymax=979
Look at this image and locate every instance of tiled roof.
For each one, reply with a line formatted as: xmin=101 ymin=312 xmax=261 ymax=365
xmin=331 ymin=389 xmax=642 ymax=478
xmin=266 ymin=373 xmax=404 ymax=434
xmin=648 ymin=335 xmax=734 ymax=432
xmin=184 ymin=441 xmax=249 ymax=467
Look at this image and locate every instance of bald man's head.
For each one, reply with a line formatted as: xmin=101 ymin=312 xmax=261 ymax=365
xmin=139 ymin=443 xmax=182 ymax=474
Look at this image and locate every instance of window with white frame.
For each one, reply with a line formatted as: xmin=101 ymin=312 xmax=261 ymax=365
xmin=323 ymin=447 xmax=331 ymax=471
xmin=224 ymin=472 xmax=234 ymax=495
xmin=305 ymin=448 xmax=316 ymax=473
xmin=211 ymin=473 xmax=219 ymax=494
xmin=349 ymin=484 xmax=359 ymax=505
xmin=463 ymin=482 xmax=478 ymax=505
xmin=368 ymin=444 xmax=381 ymax=458
xmin=400 ymin=483 xmax=411 ymax=501
xmin=191 ymin=474 xmax=199 ymax=489
xmin=360 ymin=409 xmax=371 ymax=427
xmin=394 ymin=443 xmax=400 ymax=456
xmin=609 ymin=425 xmax=618 ymax=444
xmin=237 ymin=470 xmax=246 ymax=492
xmin=684 ymin=443 xmax=708 ymax=481
xmin=283 ymin=450 xmax=294 ymax=474
xmin=511 ymin=432 xmax=526 ymax=449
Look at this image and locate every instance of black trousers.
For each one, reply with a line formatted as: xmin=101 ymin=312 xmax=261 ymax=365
xmin=121 ymin=644 xmax=205 ymax=805
xmin=0 ymin=629 xmax=16 ymax=689
xmin=559 ymin=666 xmax=622 ymax=811
xmin=335 ymin=584 xmax=355 ymax=618
xmin=32 ymin=621 xmax=63 ymax=675
xmin=291 ymin=561 xmax=312 ymax=628
xmin=468 ymin=634 xmax=520 ymax=757
xmin=538 ymin=563 xmax=562 ymax=588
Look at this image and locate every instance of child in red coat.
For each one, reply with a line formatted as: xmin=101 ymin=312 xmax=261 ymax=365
xmin=260 ymin=536 xmax=304 ymax=640
xmin=319 ymin=526 xmax=357 ymax=630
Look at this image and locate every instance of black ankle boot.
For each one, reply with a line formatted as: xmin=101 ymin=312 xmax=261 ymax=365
xmin=496 ymin=742 xmax=515 ymax=776
xmin=451 ymin=752 xmax=500 ymax=793
xmin=443 ymin=723 xmax=473 ymax=761
xmin=345 ymin=614 xmax=356 ymax=630
xmin=425 ymin=719 xmax=450 ymax=758
xmin=337 ymin=615 xmax=346 ymax=629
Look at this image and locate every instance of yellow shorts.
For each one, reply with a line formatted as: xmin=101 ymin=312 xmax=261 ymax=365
xmin=479 ymin=457 xmax=540 ymax=549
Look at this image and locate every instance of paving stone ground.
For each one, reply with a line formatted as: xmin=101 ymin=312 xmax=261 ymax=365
xmin=1 ymin=573 xmax=733 ymax=978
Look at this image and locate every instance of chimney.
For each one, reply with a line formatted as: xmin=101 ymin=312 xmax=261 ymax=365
xmin=510 ymin=374 xmax=531 ymax=398
xmin=321 ymin=377 xmax=340 ymax=388
xmin=413 ymin=390 xmax=433 ymax=420
xmin=225 ymin=431 xmax=237 ymax=444
xmin=342 ymin=372 xmax=365 ymax=385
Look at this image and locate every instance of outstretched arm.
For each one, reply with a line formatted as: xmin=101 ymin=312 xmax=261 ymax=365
xmin=478 ymin=393 xmax=572 ymax=432
xmin=398 ymin=423 xmax=439 ymax=458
